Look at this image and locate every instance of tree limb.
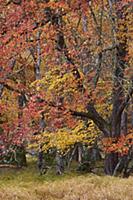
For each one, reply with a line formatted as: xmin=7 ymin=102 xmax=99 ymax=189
xmin=71 ymin=103 xmax=110 ymax=137
xmin=117 ymin=78 xmax=133 ymax=120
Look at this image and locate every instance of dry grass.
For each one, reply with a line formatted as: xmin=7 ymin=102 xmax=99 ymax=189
xmin=1 ymin=173 xmax=133 ymax=200
xmin=0 ymin=158 xmax=132 ymax=200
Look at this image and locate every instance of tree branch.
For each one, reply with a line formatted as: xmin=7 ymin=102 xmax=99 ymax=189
xmin=71 ymin=103 xmax=110 ymax=137
xmin=117 ymin=78 xmax=133 ymax=119
xmin=2 ymin=83 xmax=21 ymax=94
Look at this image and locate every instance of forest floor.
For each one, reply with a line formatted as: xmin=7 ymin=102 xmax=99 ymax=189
xmin=0 ymin=158 xmax=133 ymax=200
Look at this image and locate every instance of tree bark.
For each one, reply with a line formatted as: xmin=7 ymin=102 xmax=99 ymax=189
xmin=55 ymin=152 xmax=64 ymax=175
xmin=78 ymin=143 xmax=83 ymax=164
xmin=104 ymin=153 xmax=118 ymax=175
xmin=121 ymin=110 xmax=128 ymax=135
xmin=104 ymin=0 xmax=128 ymax=175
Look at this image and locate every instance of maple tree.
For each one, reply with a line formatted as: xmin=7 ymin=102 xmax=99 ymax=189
xmin=0 ymin=0 xmax=133 ymax=175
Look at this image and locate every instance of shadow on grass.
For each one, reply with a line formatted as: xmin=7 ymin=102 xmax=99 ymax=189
xmin=0 ymin=157 xmax=94 ymax=186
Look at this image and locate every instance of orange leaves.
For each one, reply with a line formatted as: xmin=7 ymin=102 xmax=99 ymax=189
xmin=0 ymin=0 xmax=132 ymax=157
xmin=102 ymin=132 xmax=133 ymax=155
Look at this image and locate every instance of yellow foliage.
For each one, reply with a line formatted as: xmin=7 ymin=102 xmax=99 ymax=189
xmin=30 ymin=68 xmax=83 ymax=98
xmin=29 ymin=120 xmax=99 ymax=153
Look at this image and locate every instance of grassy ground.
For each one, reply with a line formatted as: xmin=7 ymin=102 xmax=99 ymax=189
xmin=0 ymin=158 xmax=133 ymax=200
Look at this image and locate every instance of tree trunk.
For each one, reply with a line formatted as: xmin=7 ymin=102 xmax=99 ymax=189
xmin=104 ymin=0 xmax=128 ymax=175
xmin=16 ymin=146 xmax=27 ymax=167
xmin=55 ymin=152 xmax=64 ymax=175
xmin=78 ymin=143 xmax=83 ymax=164
xmin=104 ymin=153 xmax=118 ymax=175
xmin=121 ymin=110 xmax=127 ymax=135
xmin=131 ymin=97 xmax=133 ymax=128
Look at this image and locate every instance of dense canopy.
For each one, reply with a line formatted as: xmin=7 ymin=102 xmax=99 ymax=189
xmin=0 ymin=0 xmax=133 ymax=176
